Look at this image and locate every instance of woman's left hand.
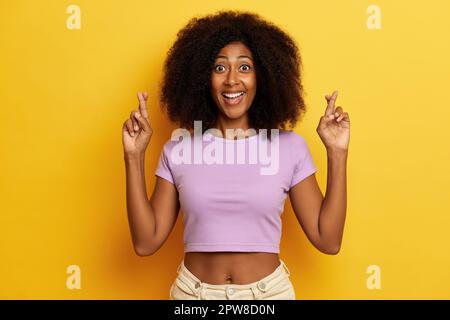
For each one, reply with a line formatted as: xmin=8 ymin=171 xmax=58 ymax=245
xmin=316 ymin=90 xmax=350 ymax=152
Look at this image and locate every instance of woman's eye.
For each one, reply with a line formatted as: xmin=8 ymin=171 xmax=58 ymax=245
xmin=214 ymin=64 xmax=252 ymax=72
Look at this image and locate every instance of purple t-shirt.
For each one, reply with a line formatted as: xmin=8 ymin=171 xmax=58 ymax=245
xmin=155 ymin=129 xmax=318 ymax=253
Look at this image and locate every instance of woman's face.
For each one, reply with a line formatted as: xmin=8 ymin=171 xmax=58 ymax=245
xmin=210 ymin=41 xmax=257 ymax=121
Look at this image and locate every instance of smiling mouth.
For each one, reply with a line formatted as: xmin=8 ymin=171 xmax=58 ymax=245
xmin=221 ymin=91 xmax=246 ymax=105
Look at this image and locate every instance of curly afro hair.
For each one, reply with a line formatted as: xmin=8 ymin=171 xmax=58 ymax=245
xmin=159 ymin=10 xmax=307 ymax=136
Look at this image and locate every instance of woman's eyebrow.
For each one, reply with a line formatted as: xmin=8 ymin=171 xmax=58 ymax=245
xmin=216 ymin=55 xmax=253 ymax=60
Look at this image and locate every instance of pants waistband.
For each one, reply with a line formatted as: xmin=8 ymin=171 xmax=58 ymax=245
xmin=176 ymin=259 xmax=291 ymax=294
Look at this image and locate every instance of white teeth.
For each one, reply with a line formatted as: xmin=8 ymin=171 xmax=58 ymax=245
xmin=222 ymin=92 xmax=244 ymax=99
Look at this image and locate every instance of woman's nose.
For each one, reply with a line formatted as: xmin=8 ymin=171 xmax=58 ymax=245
xmin=225 ymin=69 xmax=239 ymax=85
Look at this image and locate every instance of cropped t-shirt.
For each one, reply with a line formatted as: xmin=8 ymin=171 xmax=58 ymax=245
xmin=155 ymin=129 xmax=318 ymax=253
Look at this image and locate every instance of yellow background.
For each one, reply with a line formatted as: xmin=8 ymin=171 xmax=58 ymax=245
xmin=1 ymin=0 xmax=449 ymax=299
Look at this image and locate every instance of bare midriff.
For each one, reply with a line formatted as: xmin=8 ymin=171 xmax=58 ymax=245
xmin=184 ymin=252 xmax=281 ymax=285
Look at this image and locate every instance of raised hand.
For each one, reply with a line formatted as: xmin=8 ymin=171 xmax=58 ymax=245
xmin=122 ymin=91 xmax=153 ymax=155
xmin=316 ymin=90 xmax=350 ymax=152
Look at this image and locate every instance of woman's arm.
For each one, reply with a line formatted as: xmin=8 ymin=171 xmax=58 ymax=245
xmin=122 ymin=92 xmax=180 ymax=256
xmin=289 ymin=150 xmax=347 ymax=254
xmin=318 ymin=149 xmax=347 ymax=253
xmin=289 ymin=90 xmax=350 ymax=254
xmin=124 ymin=152 xmax=180 ymax=256
xmin=124 ymin=152 xmax=155 ymax=256
xmin=289 ymin=152 xmax=346 ymax=255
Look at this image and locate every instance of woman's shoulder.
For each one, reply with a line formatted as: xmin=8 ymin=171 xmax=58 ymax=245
xmin=277 ymin=130 xmax=312 ymax=158
xmin=277 ymin=129 xmax=306 ymax=143
xmin=160 ymin=129 xmax=193 ymax=147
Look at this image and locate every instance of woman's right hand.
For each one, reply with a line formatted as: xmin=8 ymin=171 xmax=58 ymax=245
xmin=122 ymin=92 xmax=153 ymax=156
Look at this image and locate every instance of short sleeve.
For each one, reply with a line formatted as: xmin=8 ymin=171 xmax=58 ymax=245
xmin=155 ymin=142 xmax=175 ymax=184
xmin=289 ymin=133 xmax=318 ymax=188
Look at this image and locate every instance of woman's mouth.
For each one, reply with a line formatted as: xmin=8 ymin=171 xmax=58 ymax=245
xmin=221 ymin=91 xmax=246 ymax=106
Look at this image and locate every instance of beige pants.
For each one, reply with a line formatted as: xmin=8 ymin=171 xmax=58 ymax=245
xmin=169 ymin=259 xmax=296 ymax=300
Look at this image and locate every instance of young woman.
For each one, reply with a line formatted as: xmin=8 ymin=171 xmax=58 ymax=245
xmin=122 ymin=10 xmax=350 ymax=300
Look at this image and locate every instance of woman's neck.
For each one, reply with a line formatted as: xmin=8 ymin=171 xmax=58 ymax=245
xmin=212 ymin=115 xmax=253 ymax=139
